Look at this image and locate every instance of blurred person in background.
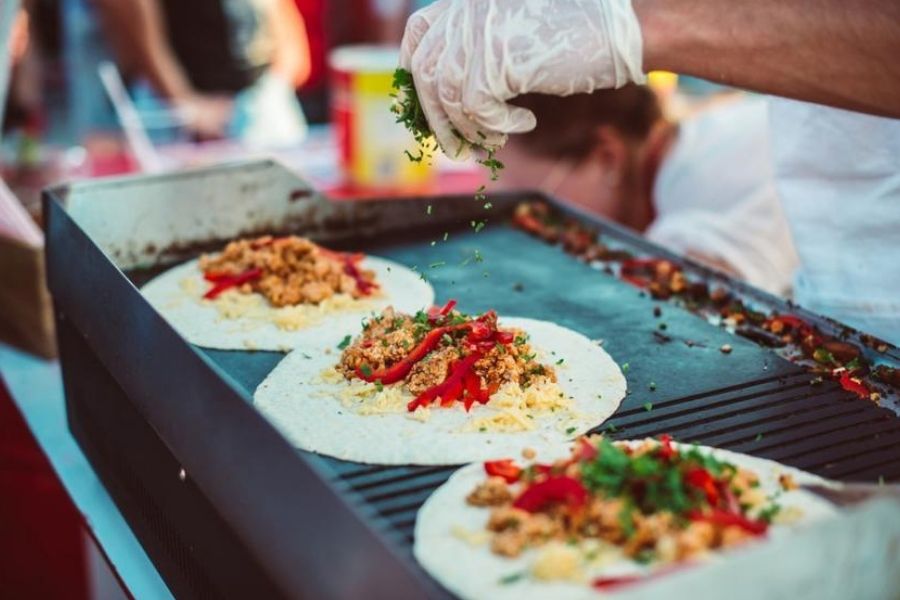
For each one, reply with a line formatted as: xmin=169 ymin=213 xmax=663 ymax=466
xmin=93 ymin=0 xmax=312 ymax=146
xmin=499 ymin=88 xmax=798 ymax=296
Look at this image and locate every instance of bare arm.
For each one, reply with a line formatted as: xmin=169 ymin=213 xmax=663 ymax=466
xmin=94 ymin=0 xmax=194 ymax=101
xmin=266 ymin=0 xmax=312 ymax=88
xmin=634 ymin=0 xmax=900 ymax=118
xmin=93 ymin=0 xmax=233 ymax=138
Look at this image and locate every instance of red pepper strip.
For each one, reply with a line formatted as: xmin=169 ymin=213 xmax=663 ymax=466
xmin=343 ymin=258 xmax=378 ymax=296
xmin=592 ymin=575 xmax=647 ymax=591
xmin=484 ymin=459 xmax=522 ymax=483
xmin=356 ymin=326 xmax=451 ymax=384
xmin=427 ymin=299 xmax=458 ymax=321
xmin=512 ymin=212 xmax=544 ymax=235
xmin=203 ymin=268 xmax=262 ymax=300
xmin=494 ymin=330 xmax=515 ymax=344
xmin=439 ymin=376 xmax=465 ymax=407
xmin=769 ymin=315 xmax=808 ymax=331
xmin=593 ymin=564 xmax=691 ymax=591
xmin=467 ymin=320 xmax=492 ymax=341
xmin=657 ymin=434 xmax=676 ymax=461
xmin=408 ymin=353 xmax=482 ymax=412
xmin=722 ymin=485 xmax=742 ymax=515
xmin=318 ymin=248 xmax=378 ymax=295
xmin=620 ymin=274 xmax=651 ymax=289
xmin=463 ymin=371 xmax=487 ymax=411
xmin=838 ymin=371 xmax=870 ymax=399
xmin=576 ymin=438 xmax=597 ymax=461
xmin=688 ymin=509 xmax=768 ymax=536
xmin=513 ymin=476 xmax=588 ymax=513
xmin=620 ymin=257 xmax=663 ymax=274
xmin=683 ymin=467 xmax=720 ymax=506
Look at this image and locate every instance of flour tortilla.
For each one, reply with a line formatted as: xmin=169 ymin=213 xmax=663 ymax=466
xmin=413 ymin=442 xmax=838 ymax=600
xmin=253 ymin=317 xmax=627 ymax=464
xmin=141 ymin=256 xmax=434 ymax=351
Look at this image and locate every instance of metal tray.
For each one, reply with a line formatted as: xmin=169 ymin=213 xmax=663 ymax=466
xmin=44 ymin=160 xmax=900 ymax=599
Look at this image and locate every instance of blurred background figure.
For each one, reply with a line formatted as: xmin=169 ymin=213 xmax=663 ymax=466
xmin=92 ymin=0 xmax=311 ymax=147
xmin=497 ymin=88 xmax=799 ymax=296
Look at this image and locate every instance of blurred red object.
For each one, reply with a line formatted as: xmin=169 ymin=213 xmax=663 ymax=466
xmin=0 ymin=378 xmax=88 ymax=599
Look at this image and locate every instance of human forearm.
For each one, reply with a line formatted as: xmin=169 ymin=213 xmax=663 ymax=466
xmin=634 ymin=0 xmax=900 ymax=117
xmin=94 ymin=0 xmax=194 ymax=101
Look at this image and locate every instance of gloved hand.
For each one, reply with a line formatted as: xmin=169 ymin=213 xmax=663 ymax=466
xmin=399 ymin=0 xmax=646 ymax=159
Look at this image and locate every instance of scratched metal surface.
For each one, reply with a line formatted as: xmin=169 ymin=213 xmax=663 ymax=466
xmin=193 ymin=218 xmax=900 ymax=567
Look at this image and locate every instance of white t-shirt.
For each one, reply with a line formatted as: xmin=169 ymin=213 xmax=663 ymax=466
xmin=646 ymin=98 xmax=799 ymax=295
xmin=769 ymin=99 xmax=900 ymax=345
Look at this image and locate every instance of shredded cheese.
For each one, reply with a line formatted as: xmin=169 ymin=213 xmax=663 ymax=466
xmin=461 ymin=380 xmax=573 ymax=433
xmin=531 ymin=543 xmax=583 ymax=582
xmin=204 ymin=287 xmax=372 ymax=331
xmin=450 ymin=525 xmax=490 ymax=547
xmin=319 ymin=368 xmax=573 ymax=431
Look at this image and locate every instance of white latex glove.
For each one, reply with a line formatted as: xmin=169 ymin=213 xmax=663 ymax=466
xmin=400 ymin=0 xmax=646 ymax=159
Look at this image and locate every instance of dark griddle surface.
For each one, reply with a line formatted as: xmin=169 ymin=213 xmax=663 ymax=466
xmin=198 ymin=222 xmax=900 ymax=561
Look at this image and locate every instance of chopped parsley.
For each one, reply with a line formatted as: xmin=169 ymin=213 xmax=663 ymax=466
xmin=498 ymin=571 xmax=526 ymax=585
xmin=643 ymin=402 xmax=653 ymax=412
xmin=359 ymin=364 xmax=373 ymax=378
xmin=337 ymin=335 xmax=352 ymax=350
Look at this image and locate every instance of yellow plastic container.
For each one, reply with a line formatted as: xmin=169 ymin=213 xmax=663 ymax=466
xmin=329 ymin=46 xmax=434 ymax=189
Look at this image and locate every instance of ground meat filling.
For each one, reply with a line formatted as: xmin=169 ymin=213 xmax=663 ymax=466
xmin=466 ymin=437 xmax=781 ymax=564
xmin=337 ymin=305 xmax=557 ymax=405
xmin=198 ymin=235 xmax=377 ymax=307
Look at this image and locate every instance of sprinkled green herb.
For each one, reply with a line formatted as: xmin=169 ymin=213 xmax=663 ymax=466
xmin=429 ymin=261 xmax=446 ymax=269
xmin=392 ymin=68 xmax=504 ymax=181
xmin=390 ymin=68 xmax=434 ymax=162
xmin=755 ymin=433 xmax=764 ymax=442
xmin=556 ymin=358 xmax=565 ymax=365
xmin=443 ymin=232 xmax=449 ymax=242
xmin=426 ymin=204 xmax=432 ymax=215
xmin=649 ymin=382 xmax=657 ymax=391
xmin=565 ymin=426 xmax=577 ymax=435
xmin=622 ymin=362 xmax=630 ymax=373
xmin=644 ymin=402 xmax=653 ymax=412
xmin=514 ymin=335 xmax=528 ymax=346
xmin=498 ymin=571 xmax=526 ymax=585
xmin=359 ymin=364 xmax=373 ymax=378
xmin=337 ymin=335 xmax=352 ymax=350
xmin=375 ymin=380 xmax=384 ymax=392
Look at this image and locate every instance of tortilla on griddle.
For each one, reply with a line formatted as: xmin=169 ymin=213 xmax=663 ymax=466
xmin=413 ymin=441 xmax=837 ymax=600
xmin=141 ymin=255 xmax=434 ymax=351
xmin=252 ymin=317 xmax=626 ymax=464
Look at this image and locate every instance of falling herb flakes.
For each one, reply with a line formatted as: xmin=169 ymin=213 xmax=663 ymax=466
xmin=392 ymin=67 xmax=505 ymax=183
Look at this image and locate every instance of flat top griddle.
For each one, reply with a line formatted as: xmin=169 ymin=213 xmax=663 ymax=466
xmin=171 ymin=219 xmax=900 ymax=562
xmin=46 ymin=161 xmax=900 ymax=599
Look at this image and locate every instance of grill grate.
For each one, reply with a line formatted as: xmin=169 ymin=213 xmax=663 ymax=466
xmin=309 ymin=369 xmax=900 ymax=556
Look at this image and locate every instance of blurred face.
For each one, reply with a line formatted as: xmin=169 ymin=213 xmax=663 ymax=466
xmin=496 ymin=130 xmax=648 ymax=229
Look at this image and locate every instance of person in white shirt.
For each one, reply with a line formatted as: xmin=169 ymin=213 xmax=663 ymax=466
xmin=400 ymin=0 xmax=900 ymax=344
xmin=499 ymin=89 xmax=797 ymax=295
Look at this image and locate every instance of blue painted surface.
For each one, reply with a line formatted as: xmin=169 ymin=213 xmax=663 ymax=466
xmin=0 ymin=342 xmax=172 ymax=600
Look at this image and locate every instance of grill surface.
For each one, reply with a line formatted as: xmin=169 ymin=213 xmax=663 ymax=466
xmin=47 ymin=163 xmax=900 ymax=599
xmin=198 ymin=219 xmax=900 ymax=581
